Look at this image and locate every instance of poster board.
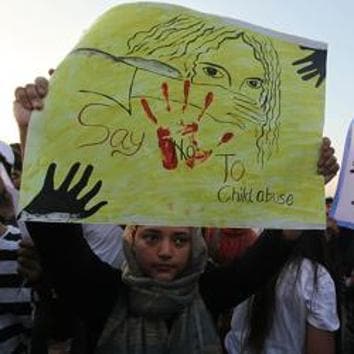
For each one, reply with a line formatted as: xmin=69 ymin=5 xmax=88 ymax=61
xmin=19 ymin=2 xmax=327 ymax=228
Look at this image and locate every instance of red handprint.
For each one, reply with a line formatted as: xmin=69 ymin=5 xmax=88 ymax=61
xmin=140 ymin=80 xmax=235 ymax=170
xmin=140 ymin=98 xmax=177 ymax=170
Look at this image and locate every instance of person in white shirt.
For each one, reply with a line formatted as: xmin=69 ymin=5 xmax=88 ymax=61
xmin=225 ymin=230 xmax=339 ymax=354
xmin=81 ymin=223 xmax=124 ymax=268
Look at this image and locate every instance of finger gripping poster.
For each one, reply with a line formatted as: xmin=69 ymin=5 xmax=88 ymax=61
xmin=19 ymin=2 xmax=327 ymax=228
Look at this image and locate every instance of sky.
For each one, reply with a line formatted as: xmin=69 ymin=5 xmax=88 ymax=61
xmin=1 ymin=0 xmax=354 ymax=195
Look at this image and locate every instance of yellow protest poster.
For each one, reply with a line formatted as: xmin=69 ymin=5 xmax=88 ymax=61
xmin=19 ymin=2 xmax=327 ymax=228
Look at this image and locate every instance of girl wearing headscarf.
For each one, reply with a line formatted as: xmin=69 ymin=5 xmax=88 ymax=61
xmin=15 ymin=76 xmax=339 ymax=354
xmin=27 ymin=221 xmax=294 ymax=354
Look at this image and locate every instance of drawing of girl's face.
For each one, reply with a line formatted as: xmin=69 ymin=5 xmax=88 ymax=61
xmin=191 ymin=39 xmax=267 ymax=127
xmin=126 ymin=37 xmax=269 ymax=170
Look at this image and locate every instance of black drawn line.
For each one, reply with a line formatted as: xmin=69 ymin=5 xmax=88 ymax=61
xmin=71 ymin=48 xmax=182 ymax=79
xmin=77 ymin=103 xmax=111 ymax=148
xmin=127 ymin=16 xmax=186 ymax=51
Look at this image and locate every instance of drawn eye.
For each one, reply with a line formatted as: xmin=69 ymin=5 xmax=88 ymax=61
xmin=245 ymin=78 xmax=263 ymax=89
xmin=203 ymin=66 xmax=224 ymax=78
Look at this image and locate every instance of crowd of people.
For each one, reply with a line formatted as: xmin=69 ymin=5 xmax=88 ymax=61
xmin=0 ymin=74 xmax=352 ymax=354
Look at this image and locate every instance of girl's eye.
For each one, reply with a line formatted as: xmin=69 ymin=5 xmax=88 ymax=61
xmin=174 ymin=235 xmax=190 ymax=247
xmin=203 ymin=66 xmax=224 ymax=78
xmin=245 ymin=78 xmax=263 ymax=89
xmin=142 ymin=233 xmax=160 ymax=244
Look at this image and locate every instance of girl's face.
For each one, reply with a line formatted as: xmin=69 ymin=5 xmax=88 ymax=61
xmin=133 ymin=226 xmax=192 ymax=281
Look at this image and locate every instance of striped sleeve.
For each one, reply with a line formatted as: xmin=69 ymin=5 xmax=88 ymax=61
xmin=0 ymin=229 xmax=32 ymax=352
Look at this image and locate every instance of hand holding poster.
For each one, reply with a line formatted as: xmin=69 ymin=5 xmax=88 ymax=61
xmin=330 ymin=119 xmax=354 ymax=229
xmin=19 ymin=2 xmax=327 ymax=228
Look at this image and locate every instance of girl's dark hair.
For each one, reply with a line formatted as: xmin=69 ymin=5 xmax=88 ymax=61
xmin=10 ymin=143 xmax=22 ymax=172
xmin=0 ymin=154 xmax=12 ymax=176
xmin=244 ymin=230 xmax=331 ymax=353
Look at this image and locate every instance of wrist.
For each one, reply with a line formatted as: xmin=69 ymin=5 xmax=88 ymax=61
xmin=17 ymin=122 xmax=29 ymax=129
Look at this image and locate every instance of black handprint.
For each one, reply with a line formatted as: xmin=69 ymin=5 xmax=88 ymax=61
xmin=22 ymin=162 xmax=107 ymax=220
xmin=293 ymin=46 xmax=327 ymax=88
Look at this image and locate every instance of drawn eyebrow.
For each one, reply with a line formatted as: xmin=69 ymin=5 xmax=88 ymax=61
xmin=198 ymin=61 xmax=232 ymax=86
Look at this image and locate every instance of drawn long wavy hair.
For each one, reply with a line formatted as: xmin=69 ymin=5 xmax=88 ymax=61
xmin=127 ymin=15 xmax=281 ymax=166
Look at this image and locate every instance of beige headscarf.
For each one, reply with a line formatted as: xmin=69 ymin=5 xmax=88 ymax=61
xmin=122 ymin=225 xmax=207 ymax=276
xmin=96 ymin=226 xmax=222 ymax=354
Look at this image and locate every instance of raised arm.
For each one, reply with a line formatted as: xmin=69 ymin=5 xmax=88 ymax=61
xmin=13 ymin=76 xmax=49 ymax=159
xmin=200 ymin=137 xmax=339 ymax=317
xmin=199 ymin=230 xmax=294 ymax=317
xmin=26 ymin=220 xmax=121 ymax=341
xmin=13 ymin=76 xmax=120 ymax=338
